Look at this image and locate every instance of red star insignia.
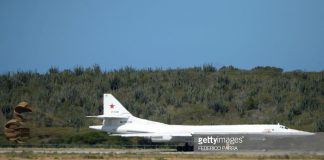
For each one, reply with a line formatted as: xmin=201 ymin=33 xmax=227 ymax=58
xmin=110 ymin=104 xmax=115 ymax=109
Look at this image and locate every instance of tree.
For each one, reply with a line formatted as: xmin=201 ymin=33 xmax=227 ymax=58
xmin=208 ymin=101 xmax=228 ymax=114
xmin=109 ymin=76 xmax=121 ymax=90
xmin=244 ymin=97 xmax=258 ymax=110
xmin=202 ymin=64 xmax=216 ymax=72
xmin=314 ymin=119 xmax=324 ymax=132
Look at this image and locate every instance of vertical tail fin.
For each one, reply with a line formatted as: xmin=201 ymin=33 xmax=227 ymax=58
xmin=103 ymin=94 xmax=132 ymax=117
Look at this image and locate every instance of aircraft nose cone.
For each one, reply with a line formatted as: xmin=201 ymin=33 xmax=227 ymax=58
xmin=289 ymin=129 xmax=315 ymax=136
xmin=299 ymin=131 xmax=315 ymax=136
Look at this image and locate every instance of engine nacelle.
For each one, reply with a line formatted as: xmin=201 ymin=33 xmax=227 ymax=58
xmin=150 ymin=135 xmax=172 ymax=142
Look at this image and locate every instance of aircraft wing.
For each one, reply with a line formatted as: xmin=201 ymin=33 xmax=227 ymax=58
xmin=112 ymin=132 xmax=192 ymax=137
xmin=113 ymin=132 xmax=192 ymax=142
xmin=86 ymin=115 xmax=130 ymax=119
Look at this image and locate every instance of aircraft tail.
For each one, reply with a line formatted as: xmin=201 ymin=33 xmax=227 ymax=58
xmin=102 ymin=94 xmax=132 ymax=117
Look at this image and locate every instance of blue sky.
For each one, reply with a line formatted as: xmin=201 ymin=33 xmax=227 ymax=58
xmin=1 ymin=0 xmax=324 ymax=73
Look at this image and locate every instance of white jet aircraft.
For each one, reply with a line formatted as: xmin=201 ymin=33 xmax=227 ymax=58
xmin=88 ymin=94 xmax=314 ymax=150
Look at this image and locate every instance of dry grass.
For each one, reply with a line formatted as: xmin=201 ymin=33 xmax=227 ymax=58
xmin=1 ymin=151 xmax=324 ymax=160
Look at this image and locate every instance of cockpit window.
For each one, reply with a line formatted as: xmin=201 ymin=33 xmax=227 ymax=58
xmin=280 ymin=125 xmax=288 ymax=129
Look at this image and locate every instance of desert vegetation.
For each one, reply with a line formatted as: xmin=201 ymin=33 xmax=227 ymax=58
xmin=0 ymin=65 xmax=323 ymax=145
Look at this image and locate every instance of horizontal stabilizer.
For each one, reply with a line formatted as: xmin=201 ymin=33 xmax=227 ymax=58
xmin=86 ymin=115 xmax=130 ymax=119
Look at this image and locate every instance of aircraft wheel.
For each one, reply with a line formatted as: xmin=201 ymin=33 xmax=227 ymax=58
xmin=176 ymin=145 xmax=193 ymax=152
xmin=176 ymin=146 xmax=183 ymax=151
xmin=183 ymin=145 xmax=193 ymax=151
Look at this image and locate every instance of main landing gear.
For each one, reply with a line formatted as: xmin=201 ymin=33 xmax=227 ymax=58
xmin=176 ymin=143 xmax=194 ymax=151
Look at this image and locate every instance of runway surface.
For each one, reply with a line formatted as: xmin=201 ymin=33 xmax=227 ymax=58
xmin=1 ymin=148 xmax=324 ymax=155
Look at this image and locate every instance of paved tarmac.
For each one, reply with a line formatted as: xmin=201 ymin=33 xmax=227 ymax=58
xmin=0 ymin=148 xmax=173 ymax=154
xmin=0 ymin=148 xmax=324 ymax=156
